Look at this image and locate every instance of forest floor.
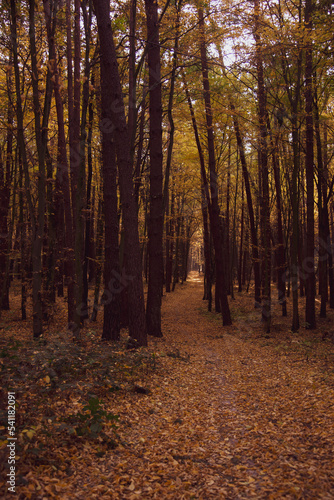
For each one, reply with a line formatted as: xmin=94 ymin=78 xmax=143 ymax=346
xmin=1 ymin=273 xmax=334 ymax=499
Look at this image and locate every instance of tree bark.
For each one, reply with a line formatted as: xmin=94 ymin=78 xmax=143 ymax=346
xmin=93 ymin=0 xmax=147 ymax=346
xmin=304 ymin=0 xmax=316 ymax=329
xmin=253 ymin=0 xmax=271 ymax=332
xmin=101 ymin=135 xmax=120 ymax=341
xmin=0 ymin=62 xmax=13 ymax=312
xmin=44 ymin=0 xmax=75 ymax=327
xmin=198 ymin=7 xmax=231 ymax=325
xmin=145 ymin=0 xmax=164 ymax=337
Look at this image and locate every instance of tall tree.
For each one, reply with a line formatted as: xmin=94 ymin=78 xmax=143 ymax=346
xmin=43 ymin=0 xmax=75 ymax=328
xmin=93 ymin=0 xmax=147 ymax=346
xmin=198 ymin=6 xmax=231 ymax=325
xmin=145 ymin=0 xmax=164 ymax=337
xmin=253 ymin=0 xmax=271 ymax=332
xmin=304 ymin=0 xmax=316 ymax=329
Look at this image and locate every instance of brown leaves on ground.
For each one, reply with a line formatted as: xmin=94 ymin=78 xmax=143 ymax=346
xmin=1 ymin=274 xmax=334 ymax=499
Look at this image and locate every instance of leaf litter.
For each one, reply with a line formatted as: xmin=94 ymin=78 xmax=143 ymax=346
xmin=1 ymin=273 xmax=334 ymax=498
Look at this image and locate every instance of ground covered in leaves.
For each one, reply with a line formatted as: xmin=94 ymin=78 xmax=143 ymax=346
xmin=1 ymin=273 xmax=334 ymax=499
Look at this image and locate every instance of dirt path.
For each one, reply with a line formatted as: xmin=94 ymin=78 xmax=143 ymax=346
xmin=2 ymin=275 xmax=334 ymax=499
xmin=66 ymin=274 xmax=334 ymax=499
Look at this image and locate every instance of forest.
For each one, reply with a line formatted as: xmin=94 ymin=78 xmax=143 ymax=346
xmin=1 ymin=0 xmax=334 ymax=498
xmin=0 ymin=0 xmax=333 ymax=341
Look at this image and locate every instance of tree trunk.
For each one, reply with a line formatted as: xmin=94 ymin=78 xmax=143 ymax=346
xmin=93 ymin=0 xmax=147 ymax=346
xmin=43 ymin=0 xmax=75 ymax=328
xmin=145 ymin=0 xmax=164 ymax=337
xmin=267 ymin=115 xmax=287 ymax=316
xmin=304 ymin=0 xmax=316 ymax=329
xmin=165 ymin=184 xmax=175 ymax=293
xmin=101 ymin=136 xmax=120 ymax=341
xmin=0 ymin=65 xmax=13 ymax=312
xmin=254 ymin=0 xmax=271 ymax=333
xmin=238 ymin=180 xmax=244 ymax=293
xmin=198 ymin=7 xmax=231 ymax=325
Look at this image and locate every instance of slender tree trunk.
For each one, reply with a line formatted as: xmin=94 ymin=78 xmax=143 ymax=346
xmin=267 ymin=115 xmax=287 ymax=316
xmin=315 ymin=85 xmax=327 ymax=317
xmin=172 ymin=201 xmax=181 ymax=291
xmin=162 ymin=0 xmax=182 ymax=217
xmin=324 ymin=123 xmax=334 ymax=309
xmin=226 ymin=142 xmax=231 ymax=295
xmin=128 ymin=0 xmax=137 ymax=151
xmin=44 ymin=0 xmax=75 ymax=327
xmin=0 ymin=66 xmax=13 ymax=312
xmin=91 ymin=199 xmax=103 ymax=322
xmin=291 ymin=123 xmax=300 ymax=331
xmin=254 ymin=0 xmax=271 ymax=332
xmin=202 ymin=185 xmax=212 ymax=307
xmin=198 ymin=7 xmax=231 ymax=325
xmin=45 ymin=150 xmax=56 ymax=306
xmin=183 ymin=70 xmax=216 ymax=311
xmin=29 ymin=0 xmax=45 ymax=337
xmin=19 ymin=158 xmax=27 ymax=320
xmin=304 ymin=0 xmax=316 ymax=329
xmin=230 ymin=102 xmax=261 ymax=307
xmin=238 ymin=180 xmax=244 ymax=293
xmin=166 ymin=184 xmax=175 ymax=293
xmin=101 ymin=136 xmax=120 ymax=341
xmin=83 ymin=77 xmax=94 ymax=317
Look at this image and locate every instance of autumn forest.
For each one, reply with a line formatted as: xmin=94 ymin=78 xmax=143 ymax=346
xmin=1 ymin=0 xmax=334 ymax=497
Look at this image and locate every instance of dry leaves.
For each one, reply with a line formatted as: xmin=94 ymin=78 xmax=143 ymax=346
xmin=1 ymin=274 xmax=334 ymax=498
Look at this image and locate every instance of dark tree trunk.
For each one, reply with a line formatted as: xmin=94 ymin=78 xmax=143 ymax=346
xmin=254 ymin=0 xmax=271 ymax=332
xmin=29 ymin=0 xmax=46 ymax=337
xmin=45 ymin=150 xmax=56 ymax=306
xmin=172 ymin=203 xmax=182 ymax=292
xmin=304 ymin=0 xmax=316 ymax=329
xmin=91 ymin=199 xmax=103 ymax=322
xmin=97 ymin=0 xmax=121 ymax=340
xmin=324 ymin=123 xmax=334 ymax=309
xmin=202 ymin=185 xmax=212 ymax=308
xmin=93 ymin=0 xmax=147 ymax=346
xmin=101 ymin=136 xmax=120 ymax=341
xmin=19 ymin=159 xmax=27 ymax=320
xmin=291 ymin=122 xmax=301 ymax=332
xmin=315 ymin=85 xmax=327 ymax=318
xmin=280 ymin=8 xmax=303 ymax=332
xmin=165 ymin=185 xmax=175 ymax=293
xmin=44 ymin=0 xmax=75 ymax=328
xmin=238 ymin=180 xmax=244 ymax=293
xmin=80 ymin=0 xmax=93 ymax=322
xmin=267 ymin=115 xmax=287 ymax=316
xmin=145 ymin=0 xmax=164 ymax=337
xmin=83 ymin=78 xmax=94 ymax=316
xmin=162 ymin=0 xmax=182 ymax=218
xmin=0 ymin=66 xmax=13 ymax=312
xmin=226 ymin=143 xmax=231 ymax=295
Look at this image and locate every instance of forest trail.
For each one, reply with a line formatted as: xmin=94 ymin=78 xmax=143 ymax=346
xmin=69 ymin=273 xmax=334 ymax=499
xmin=156 ymin=273 xmax=334 ymax=499
xmin=1 ymin=274 xmax=334 ymax=499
